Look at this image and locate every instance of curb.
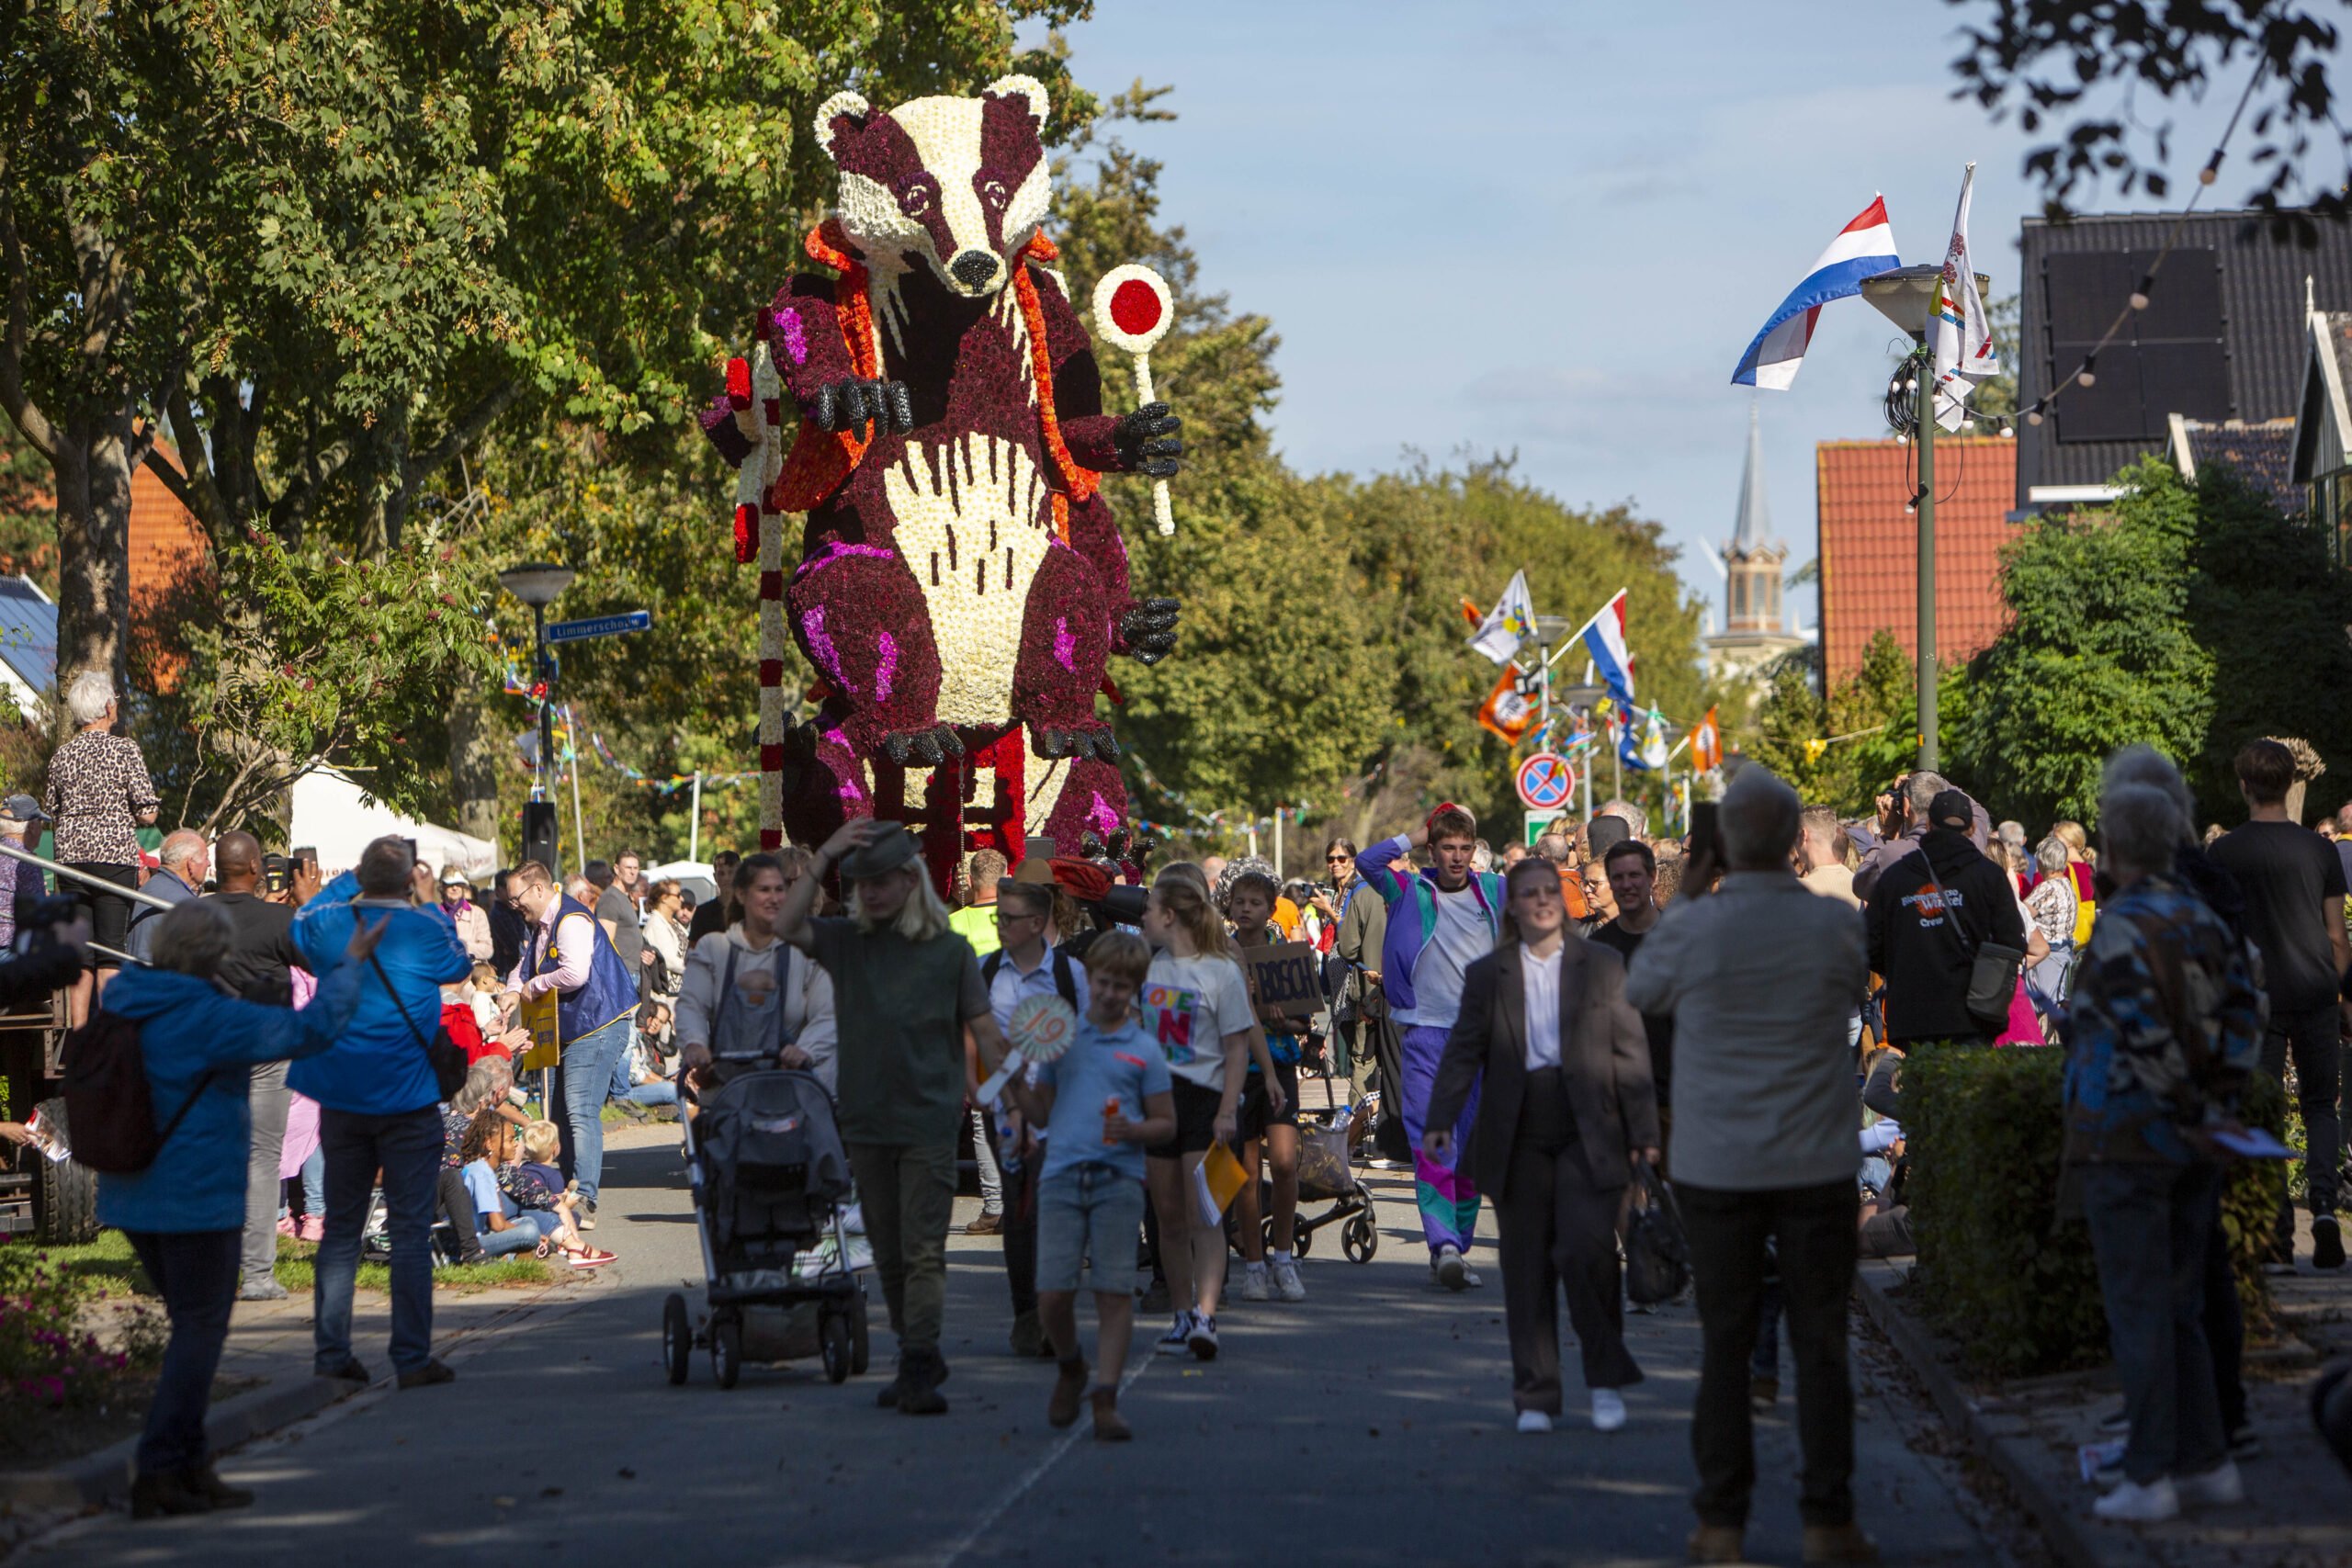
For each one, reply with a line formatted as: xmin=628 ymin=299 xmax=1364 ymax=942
xmin=0 ymin=1372 xmax=356 ymax=1516
xmin=1854 ymin=1259 xmax=2156 ymax=1568
xmin=0 ymin=1277 xmax=594 ymax=1520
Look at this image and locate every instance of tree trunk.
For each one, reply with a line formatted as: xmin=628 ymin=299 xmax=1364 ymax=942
xmin=447 ymin=684 xmax=503 ymax=848
xmin=51 ymin=413 xmax=136 ymax=734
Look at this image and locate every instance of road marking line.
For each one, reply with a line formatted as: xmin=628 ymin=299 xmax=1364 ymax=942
xmin=929 ymin=1352 xmax=1157 ymax=1568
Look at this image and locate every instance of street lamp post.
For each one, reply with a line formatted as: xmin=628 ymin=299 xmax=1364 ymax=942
xmin=1860 ymin=265 xmax=1987 ymax=776
xmin=498 ymin=561 xmax=576 ymax=869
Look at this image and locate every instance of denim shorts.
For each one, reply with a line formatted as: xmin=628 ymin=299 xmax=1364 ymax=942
xmin=1035 ymin=1164 xmax=1147 ymax=1295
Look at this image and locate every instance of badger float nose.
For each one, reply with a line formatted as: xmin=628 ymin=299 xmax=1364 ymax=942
xmin=948 ymin=250 xmax=1001 ymax=290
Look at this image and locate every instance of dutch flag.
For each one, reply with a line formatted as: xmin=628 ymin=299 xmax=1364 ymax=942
xmin=1578 ymin=589 xmax=1636 ymax=710
xmin=1731 ymin=196 xmax=1901 ymax=389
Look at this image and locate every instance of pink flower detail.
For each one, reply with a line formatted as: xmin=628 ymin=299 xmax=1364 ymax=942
xmin=876 ymin=632 xmax=898 ymax=703
xmin=775 ymin=307 xmax=808 ymax=367
xmin=1088 ymin=791 xmax=1118 ymax=834
xmin=1052 ymin=616 xmax=1075 ymax=671
xmin=804 ymin=605 xmax=844 ymax=689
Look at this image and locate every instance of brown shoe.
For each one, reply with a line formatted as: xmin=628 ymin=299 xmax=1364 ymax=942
xmin=1047 ymin=1357 xmax=1089 ymax=1428
xmin=1802 ymin=1522 xmax=1880 ymax=1564
xmin=1687 ymin=1524 xmax=1745 ymax=1563
xmin=964 ymin=1212 xmax=1002 ymax=1235
xmin=1090 ymin=1386 xmax=1132 ymax=1442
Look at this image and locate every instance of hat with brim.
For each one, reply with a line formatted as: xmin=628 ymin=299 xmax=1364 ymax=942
xmin=1010 ymin=855 xmax=1058 ymax=886
xmin=0 ymin=794 xmax=47 ymax=825
xmin=838 ymin=822 xmax=922 ymax=881
xmin=1927 ymin=788 xmax=1973 ymax=833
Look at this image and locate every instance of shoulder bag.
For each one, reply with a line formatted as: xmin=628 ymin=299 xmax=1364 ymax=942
xmin=368 ymin=952 xmax=469 ymax=1101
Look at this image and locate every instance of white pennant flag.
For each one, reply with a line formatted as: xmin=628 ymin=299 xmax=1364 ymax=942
xmin=1467 ymin=570 xmax=1537 ymax=664
xmin=1929 ymin=163 xmax=1998 ymax=433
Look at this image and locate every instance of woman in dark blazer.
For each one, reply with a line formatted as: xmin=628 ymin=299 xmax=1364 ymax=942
xmin=1425 ymin=856 xmax=1660 ymax=1434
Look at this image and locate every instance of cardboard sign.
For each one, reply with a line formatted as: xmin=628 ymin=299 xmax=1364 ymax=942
xmin=518 ymin=988 xmax=560 ymax=1072
xmin=1240 ymin=941 xmax=1324 ymax=1020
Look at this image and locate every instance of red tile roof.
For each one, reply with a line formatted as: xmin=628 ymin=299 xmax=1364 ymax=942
xmin=1817 ymin=437 xmax=2018 ymax=681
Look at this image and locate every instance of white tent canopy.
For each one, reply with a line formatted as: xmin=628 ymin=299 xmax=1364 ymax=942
xmin=288 ymin=767 xmax=499 ymax=883
xmin=643 ymin=860 xmax=718 ymax=907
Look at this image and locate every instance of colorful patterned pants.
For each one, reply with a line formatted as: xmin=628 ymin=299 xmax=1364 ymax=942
xmin=1399 ymin=1022 xmax=1480 ymax=1256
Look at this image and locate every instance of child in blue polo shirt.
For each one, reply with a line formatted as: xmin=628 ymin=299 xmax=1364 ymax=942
xmin=1003 ymin=931 xmax=1173 ymax=1441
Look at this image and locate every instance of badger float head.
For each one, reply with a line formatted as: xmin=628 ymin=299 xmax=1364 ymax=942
xmin=815 ymin=76 xmax=1052 ymax=299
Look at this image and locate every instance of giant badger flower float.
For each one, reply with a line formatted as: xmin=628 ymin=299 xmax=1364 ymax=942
xmin=700 ymin=75 xmax=1182 ymax=880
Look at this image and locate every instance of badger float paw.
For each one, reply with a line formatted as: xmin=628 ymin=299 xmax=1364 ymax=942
xmin=1117 ymin=597 xmax=1180 ymax=666
xmin=1035 ymin=725 xmax=1120 ymax=763
xmin=810 ymin=378 xmax=914 ymax=438
xmin=880 ymin=724 xmax=967 ymax=768
xmin=1112 ymin=402 xmax=1182 ymax=478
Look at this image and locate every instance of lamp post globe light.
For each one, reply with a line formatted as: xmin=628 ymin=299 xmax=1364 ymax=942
xmin=1857 ymin=266 xmax=1988 ymax=776
xmin=498 ymin=562 xmax=575 ymax=863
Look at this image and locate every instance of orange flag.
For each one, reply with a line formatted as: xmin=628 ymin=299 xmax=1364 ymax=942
xmin=1689 ymin=705 xmax=1723 ymax=772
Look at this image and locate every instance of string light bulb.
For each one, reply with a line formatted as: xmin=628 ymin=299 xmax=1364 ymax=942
xmin=2077 ymin=369 xmax=2098 ymax=388
xmin=2000 ymin=423 xmax=2016 ymax=438
xmin=2130 ymin=291 xmax=2150 ymax=310
xmin=2027 ymin=409 xmax=2044 ymax=426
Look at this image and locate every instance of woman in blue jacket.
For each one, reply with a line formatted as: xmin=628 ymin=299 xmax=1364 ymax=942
xmin=96 ymin=898 xmax=381 ymax=1518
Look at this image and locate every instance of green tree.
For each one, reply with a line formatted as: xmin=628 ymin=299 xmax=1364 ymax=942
xmin=1951 ymin=458 xmax=2214 ymax=825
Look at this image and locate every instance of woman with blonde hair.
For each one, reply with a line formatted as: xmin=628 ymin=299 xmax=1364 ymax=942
xmin=1137 ymin=864 xmax=1277 ymax=1361
xmin=780 ymin=818 xmax=1011 ymax=1416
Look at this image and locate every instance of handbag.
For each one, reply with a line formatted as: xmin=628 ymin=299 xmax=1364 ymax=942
xmin=1623 ymin=1160 xmax=1690 ymax=1305
xmin=1965 ymin=941 xmax=2027 ymax=1033
xmin=368 ymin=953 xmax=469 ymax=1101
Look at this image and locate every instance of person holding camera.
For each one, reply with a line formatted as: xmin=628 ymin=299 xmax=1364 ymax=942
xmin=99 ymin=898 xmax=382 ymax=1517
xmin=289 ymin=836 xmax=475 ymax=1389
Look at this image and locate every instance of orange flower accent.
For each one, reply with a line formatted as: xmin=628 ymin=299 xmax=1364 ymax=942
xmin=1013 ymin=231 xmax=1099 ymax=543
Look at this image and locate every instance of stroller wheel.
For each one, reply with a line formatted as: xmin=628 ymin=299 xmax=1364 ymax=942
xmin=820 ymin=1312 xmax=853 ymax=1384
xmin=661 ymin=1293 xmax=691 ymax=1385
xmin=849 ymin=1289 xmax=871 ymax=1376
xmin=1293 ymin=1215 xmax=1315 ymax=1258
xmin=1342 ymin=1213 xmax=1378 ymax=1264
xmin=711 ymin=1315 xmax=743 ymax=1390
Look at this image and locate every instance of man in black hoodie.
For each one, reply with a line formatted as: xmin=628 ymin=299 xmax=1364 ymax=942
xmin=1866 ymin=789 xmax=2026 ymax=1049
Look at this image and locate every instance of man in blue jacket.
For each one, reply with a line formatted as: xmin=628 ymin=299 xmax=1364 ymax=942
xmin=501 ymin=858 xmax=638 ymax=1226
xmin=1357 ymin=804 xmax=1505 ymax=1288
xmin=291 ymin=836 xmax=474 ymax=1389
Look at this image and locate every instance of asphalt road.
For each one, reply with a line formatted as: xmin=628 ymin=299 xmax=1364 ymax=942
xmin=23 ymin=1126 xmax=2018 ymax=1568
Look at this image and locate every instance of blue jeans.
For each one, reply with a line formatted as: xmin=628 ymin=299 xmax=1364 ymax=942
xmin=1035 ymin=1164 xmax=1147 ymax=1295
xmin=553 ymin=1014 xmax=632 ymax=1205
xmin=314 ymin=1105 xmax=442 ymax=1376
xmin=478 ymin=1210 xmax=552 ymax=1258
xmin=300 ymin=1146 xmax=324 ymax=1217
xmin=121 ymin=1229 xmax=240 ymax=1474
xmin=2082 ymin=1160 xmax=2227 ymax=1484
xmin=605 ymin=1022 xmax=642 ymax=1099
xmin=620 ymin=1077 xmax=678 ymax=1108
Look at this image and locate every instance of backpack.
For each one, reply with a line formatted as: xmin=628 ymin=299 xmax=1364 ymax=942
xmin=60 ymin=1010 xmax=211 ymax=1174
xmin=981 ymin=947 xmax=1080 ymax=1009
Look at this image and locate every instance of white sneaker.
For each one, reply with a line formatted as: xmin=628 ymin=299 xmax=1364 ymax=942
xmin=2092 ymin=1475 xmax=2178 ymax=1522
xmin=2175 ymin=1460 xmax=2244 ymax=1507
xmin=1461 ymin=1263 xmax=1484 ymax=1288
xmin=1270 ymin=1257 xmax=1306 ymax=1302
xmin=1516 ymin=1409 xmax=1553 ymax=1434
xmin=1591 ymin=1389 xmax=1627 ymax=1432
xmin=1433 ymin=1246 xmax=1468 ymax=1291
xmin=1187 ymin=1314 xmax=1219 ymax=1361
xmin=1238 ymin=1262 xmax=1271 ymax=1302
xmin=1155 ymin=1312 xmax=1193 ymax=1356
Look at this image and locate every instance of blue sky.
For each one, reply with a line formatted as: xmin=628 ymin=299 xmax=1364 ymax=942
xmin=1017 ymin=0 xmax=2276 ymax=633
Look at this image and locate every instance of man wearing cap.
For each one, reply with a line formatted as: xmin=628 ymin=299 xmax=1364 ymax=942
xmin=0 ymin=795 xmax=48 ymax=949
xmin=1356 ymin=803 xmax=1506 ymax=1288
xmin=1865 ymin=788 xmax=2029 ymax=1050
xmin=779 ymin=817 xmax=1011 ymax=1416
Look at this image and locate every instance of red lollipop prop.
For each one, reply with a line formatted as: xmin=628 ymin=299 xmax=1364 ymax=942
xmin=1091 ymin=263 xmax=1178 ymax=536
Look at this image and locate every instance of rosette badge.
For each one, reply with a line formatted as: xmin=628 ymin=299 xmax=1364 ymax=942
xmin=1091 ymin=264 xmax=1179 ymax=535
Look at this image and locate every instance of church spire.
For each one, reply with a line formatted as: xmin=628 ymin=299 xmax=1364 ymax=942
xmin=1731 ymin=399 xmax=1770 ymax=555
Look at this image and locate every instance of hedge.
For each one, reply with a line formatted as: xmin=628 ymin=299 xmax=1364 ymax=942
xmin=1904 ymin=1043 xmax=2283 ymax=1379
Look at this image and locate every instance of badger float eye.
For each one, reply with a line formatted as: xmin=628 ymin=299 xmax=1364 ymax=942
xmin=897 ymin=179 xmax=935 ymax=218
xmin=978 ymin=176 xmax=1010 ymax=209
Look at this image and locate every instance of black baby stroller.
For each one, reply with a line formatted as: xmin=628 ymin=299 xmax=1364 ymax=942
xmin=662 ymin=1068 xmax=871 ymax=1389
xmin=1283 ymin=1100 xmax=1381 ymax=1262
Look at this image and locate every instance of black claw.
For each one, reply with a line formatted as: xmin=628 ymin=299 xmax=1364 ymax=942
xmin=883 ymin=732 xmax=913 ymax=766
xmin=1091 ymin=730 xmax=1121 ymax=761
xmin=937 ymin=725 xmax=966 ymax=758
xmin=911 ymin=731 xmax=943 ymax=766
xmin=1038 ymin=727 xmax=1071 ymax=759
xmin=813 ymin=383 xmax=838 ymax=431
xmin=888 ymin=381 xmax=914 ymax=434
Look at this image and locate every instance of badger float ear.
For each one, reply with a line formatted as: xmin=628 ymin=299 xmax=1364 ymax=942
xmin=982 ymin=73 xmax=1049 ymax=133
xmin=814 ymin=89 xmax=871 ymax=160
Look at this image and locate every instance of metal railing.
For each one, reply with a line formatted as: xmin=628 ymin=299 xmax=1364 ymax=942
xmin=0 ymin=841 xmax=177 ymax=910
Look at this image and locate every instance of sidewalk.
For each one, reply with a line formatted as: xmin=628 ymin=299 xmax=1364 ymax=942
xmin=1859 ymin=1209 xmax=2352 ymax=1568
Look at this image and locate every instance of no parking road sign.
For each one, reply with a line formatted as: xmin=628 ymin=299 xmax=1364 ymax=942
xmin=1515 ymin=751 xmax=1577 ymax=812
